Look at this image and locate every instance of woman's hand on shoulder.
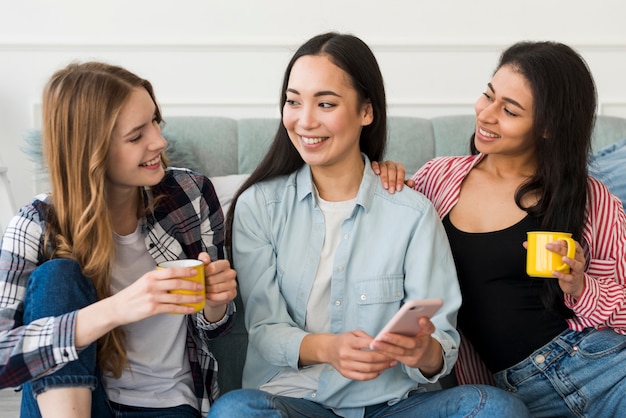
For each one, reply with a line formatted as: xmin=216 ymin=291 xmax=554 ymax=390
xmin=371 ymin=160 xmax=415 ymax=194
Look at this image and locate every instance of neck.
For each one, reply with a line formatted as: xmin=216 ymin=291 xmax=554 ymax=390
xmin=107 ymin=186 xmax=141 ymax=235
xmin=311 ymin=156 xmax=365 ymax=202
xmin=479 ymin=153 xmax=536 ymax=180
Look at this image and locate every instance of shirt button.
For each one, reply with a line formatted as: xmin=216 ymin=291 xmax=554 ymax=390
xmin=360 ymin=294 xmax=367 ymax=301
xmin=337 ymin=266 xmax=344 ymax=272
xmin=311 ymin=393 xmax=317 ymax=398
xmin=343 ymin=234 xmax=349 ymax=240
xmin=327 ymin=366 xmax=333 ymax=371
xmin=535 ymin=354 xmax=545 ymax=364
xmin=63 ymin=350 xmax=69 ymax=357
xmin=335 ymin=300 xmax=341 ymax=306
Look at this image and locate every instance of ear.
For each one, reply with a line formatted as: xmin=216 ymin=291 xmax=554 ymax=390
xmin=361 ymin=101 xmax=374 ymax=127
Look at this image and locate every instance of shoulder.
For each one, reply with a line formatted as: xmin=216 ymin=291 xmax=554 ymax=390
xmin=4 ymin=194 xmax=50 ymax=250
xmin=18 ymin=193 xmax=51 ymax=224
xmin=586 ymin=176 xmax=624 ymax=215
xmin=163 ymin=167 xmax=213 ymax=189
xmin=238 ymin=173 xmax=296 ymax=206
xmin=156 ymin=168 xmax=217 ymax=200
xmin=418 ymin=155 xmax=477 ymax=176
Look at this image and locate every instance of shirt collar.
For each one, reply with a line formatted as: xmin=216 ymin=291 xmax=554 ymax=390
xmin=294 ymin=153 xmax=378 ymax=211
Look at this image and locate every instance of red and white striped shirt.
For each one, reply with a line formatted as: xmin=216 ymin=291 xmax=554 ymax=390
xmin=412 ymin=154 xmax=626 ymax=385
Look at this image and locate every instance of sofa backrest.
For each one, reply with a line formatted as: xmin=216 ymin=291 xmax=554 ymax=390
xmin=161 ymin=115 xmax=626 ymax=178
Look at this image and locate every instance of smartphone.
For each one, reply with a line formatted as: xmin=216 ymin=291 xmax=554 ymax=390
xmin=371 ymin=298 xmax=443 ymax=345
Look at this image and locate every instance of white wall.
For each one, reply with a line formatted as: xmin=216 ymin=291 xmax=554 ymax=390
xmin=1 ymin=0 xmax=625 ymax=213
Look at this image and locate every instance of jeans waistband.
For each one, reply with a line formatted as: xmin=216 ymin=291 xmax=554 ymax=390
xmin=494 ymin=328 xmax=595 ymax=385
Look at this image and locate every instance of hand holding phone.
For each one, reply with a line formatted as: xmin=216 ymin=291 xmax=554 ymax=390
xmin=370 ymin=298 xmax=443 ymax=348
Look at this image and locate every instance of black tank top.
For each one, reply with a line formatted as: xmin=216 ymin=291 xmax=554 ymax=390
xmin=443 ymin=214 xmax=567 ymax=373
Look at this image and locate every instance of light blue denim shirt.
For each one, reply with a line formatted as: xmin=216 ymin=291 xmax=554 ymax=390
xmin=232 ymin=155 xmax=461 ymax=415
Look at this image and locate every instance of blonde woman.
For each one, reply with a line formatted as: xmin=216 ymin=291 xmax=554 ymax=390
xmin=0 ymin=62 xmax=237 ymax=417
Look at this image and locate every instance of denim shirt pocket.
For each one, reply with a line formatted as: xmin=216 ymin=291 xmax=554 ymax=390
xmin=354 ymin=275 xmax=405 ymax=333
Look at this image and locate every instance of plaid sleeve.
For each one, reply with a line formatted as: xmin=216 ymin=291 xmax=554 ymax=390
xmin=0 ymin=201 xmax=79 ymax=388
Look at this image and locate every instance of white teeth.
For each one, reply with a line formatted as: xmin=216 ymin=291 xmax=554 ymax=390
xmin=301 ymin=136 xmax=327 ymax=145
xmin=140 ymin=157 xmax=161 ymax=167
xmin=479 ymin=128 xmax=500 ymax=138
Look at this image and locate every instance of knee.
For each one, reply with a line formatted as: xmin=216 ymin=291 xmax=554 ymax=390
xmin=24 ymin=259 xmax=97 ymax=321
xmin=29 ymin=259 xmax=95 ymax=297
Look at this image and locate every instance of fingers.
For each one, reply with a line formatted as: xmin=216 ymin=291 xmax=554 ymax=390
xmin=205 ymin=259 xmax=238 ymax=305
xmin=393 ymin=162 xmax=407 ymax=192
xmin=197 ymin=252 xmax=212 ymax=265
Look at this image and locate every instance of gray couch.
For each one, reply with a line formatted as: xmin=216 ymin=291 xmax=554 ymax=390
xmin=157 ymin=114 xmax=626 ymax=394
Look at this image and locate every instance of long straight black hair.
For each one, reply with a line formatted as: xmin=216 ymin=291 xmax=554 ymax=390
xmin=471 ymin=41 xmax=597 ymax=318
xmin=225 ymin=32 xmax=387 ymax=262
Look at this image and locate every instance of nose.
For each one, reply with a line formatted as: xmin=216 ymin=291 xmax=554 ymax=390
xmin=298 ymin=105 xmax=319 ymax=130
xmin=148 ymin=123 xmax=167 ymax=150
xmin=476 ymin=99 xmax=496 ymax=125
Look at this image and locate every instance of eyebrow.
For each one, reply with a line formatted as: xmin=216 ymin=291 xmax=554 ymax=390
xmin=488 ymin=82 xmax=526 ymax=111
xmin=286 ymin=88 xmax=342 ymax=98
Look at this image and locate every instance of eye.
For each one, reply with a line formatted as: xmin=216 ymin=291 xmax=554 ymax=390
xmin=504 ymin=108 xmax=518 ymax=117
xmin=482 ymin=92 xmax=493 ymax=102
xmin=129 ymin=134 xmax=142 ymax=143
xmin=319 ymin=102 xmax=335 ymax=109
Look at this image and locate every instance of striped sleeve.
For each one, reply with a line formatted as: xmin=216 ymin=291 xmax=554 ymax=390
xmin=565 ymin=177 xmax=626 ymax=332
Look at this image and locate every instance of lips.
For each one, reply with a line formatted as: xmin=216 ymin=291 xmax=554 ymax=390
xmin=139 ymin=156 xmax=161 ymax=167
xmin=300 ymin=135 xmax=328 ymax=145
xmin=478 ymin=127 xmax=500 ymax=139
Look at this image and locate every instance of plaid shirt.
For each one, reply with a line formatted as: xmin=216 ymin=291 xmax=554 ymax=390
xmin=0 ymin=168 xmax=235 ymax=415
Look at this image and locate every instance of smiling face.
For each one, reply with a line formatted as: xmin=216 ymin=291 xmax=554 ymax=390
xmin=282 ymin=54 xmax=373 ymax=172
xmin=106 ymin=87 xmax=167 ymax=194
xmin=474 ymin=64 xmax=535 ymax=158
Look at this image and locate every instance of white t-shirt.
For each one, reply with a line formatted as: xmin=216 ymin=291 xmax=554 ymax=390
xmin=103 ymin=224 xmax=196 ymax=409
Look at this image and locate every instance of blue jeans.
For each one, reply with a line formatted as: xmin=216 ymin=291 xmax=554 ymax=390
xmin=20 ymin=259 xmax=113 ymax=418
xmin=207 ymin=386 xmax=530 ymax=417
xmin=494 ymin=327 xmax=626 ymax=417
xmin=20 ymin=259 xmax=200 ymax=418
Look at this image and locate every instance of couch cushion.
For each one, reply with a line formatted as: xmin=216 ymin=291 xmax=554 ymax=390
xmin=431 ymin=115 xmax=476 ymax=158
xmin=386 ymin=117 xmax=436 ymax=175
xmin=162 ymin=117 xmax=239 ymax=176
xmin=237 ymin=118 xmax=280 ymax=174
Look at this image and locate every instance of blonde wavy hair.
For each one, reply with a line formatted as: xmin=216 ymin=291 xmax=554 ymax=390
xmin=42 ymin=62 xmax=165 ymax=377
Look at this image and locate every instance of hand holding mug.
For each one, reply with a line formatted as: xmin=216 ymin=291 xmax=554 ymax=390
xmin=197 ymin=252 xmax=238 ymax=322
xmin=526 ymin=231 xmax=586 ymax=299
xmin=157 ymin=259 xmax=206 ymax=312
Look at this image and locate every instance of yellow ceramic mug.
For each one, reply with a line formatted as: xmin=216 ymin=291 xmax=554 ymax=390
xmin=157 ymin=259 xmax=205 ymax=312
xmin=526 ymin=231 xmax=576 ymax=278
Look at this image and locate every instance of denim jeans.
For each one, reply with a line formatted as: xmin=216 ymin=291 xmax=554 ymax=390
xmin=588 ymin=137 xmax=626 ymax=208
xmin=207 ymin=386 xmax=530 ymax=418
xmin=20 ymin=258 xmax=113 ymax=418
xmin=20 ymin=259 xmax=200 ymax=418
xmin=494 ymin=327 xmax=626 ymax=417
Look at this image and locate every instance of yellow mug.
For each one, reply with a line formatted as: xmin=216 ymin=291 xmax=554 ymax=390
xmin=526 ymin=231 xmax=576 ymax=278
xmin=157 ymin=259 xmax=205 ymax=312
